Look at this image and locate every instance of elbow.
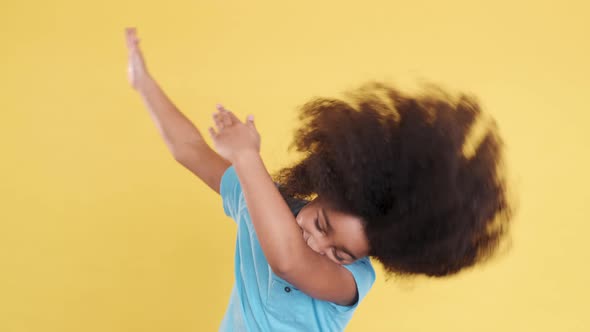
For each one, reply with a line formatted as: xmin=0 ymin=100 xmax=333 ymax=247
xmin=271 ymin=264 xmax=291 ymax=279
xmin=171 ymin=141 xmax=206 ymax=162
xmin=269 ymin=255 xmax=301 ymax=279
xmin=172 ymin=149 xmax=191 ymax=164
xmin=171 ymin=144 xmax=190 ymax=162
xmin=267 ymin=240 xmax=309 ymax=278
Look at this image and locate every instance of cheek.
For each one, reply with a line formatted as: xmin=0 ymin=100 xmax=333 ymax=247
xmin=296 ymin=215 xmax=303 ymax=227
xmin=296 ymin=210 xmax=311 ymax=228
xmin=296 ymin=217 xmax=312 ymax=234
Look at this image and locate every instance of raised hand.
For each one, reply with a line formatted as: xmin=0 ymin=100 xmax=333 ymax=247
xmin=125 ymin=27 xmax=151 ymax=91
xmin=209 ymin=104 xmax=260 ymax=163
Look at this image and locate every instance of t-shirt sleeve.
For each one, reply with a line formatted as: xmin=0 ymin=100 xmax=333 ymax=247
xmin=330 ymin=256 xmax=376 ymax=313
xmin=220 ymin=165 xmax=243 ymax=222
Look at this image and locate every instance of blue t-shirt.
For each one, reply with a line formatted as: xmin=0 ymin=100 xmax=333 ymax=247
xmin=219 ymin=166 xmax=376 ymax=332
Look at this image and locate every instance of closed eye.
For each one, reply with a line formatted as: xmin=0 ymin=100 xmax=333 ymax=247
xmin=314 ymin=217 xmax=323 ymax=233
xmin=332 ymin=248 xmax=344 ymax=262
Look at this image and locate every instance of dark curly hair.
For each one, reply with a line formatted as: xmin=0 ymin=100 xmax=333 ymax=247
xmin=272 ymin=81 xmax=513 ymax=277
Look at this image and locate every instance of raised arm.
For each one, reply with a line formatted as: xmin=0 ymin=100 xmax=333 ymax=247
xmin=125 ymin=27 xmax=230 ymax=193
xmin=208 ymin=109 xmax=358 ymax=306
xmin=233 ymin=152 xmax=358 ymax=306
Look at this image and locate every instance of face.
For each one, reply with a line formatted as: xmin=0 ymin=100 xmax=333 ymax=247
xmin=295 ymin=197 xmax=370 ymax=265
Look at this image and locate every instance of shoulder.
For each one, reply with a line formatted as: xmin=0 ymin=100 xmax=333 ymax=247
xmin=220 ymin=165 xmax=243 ymax=219
xmin=220 ymin=165 xmax=239 ymax=190
xmin=344 ymin=257 xmax=376 ymax=289
xmin=331 ymin=257 xmax=376 ymax=313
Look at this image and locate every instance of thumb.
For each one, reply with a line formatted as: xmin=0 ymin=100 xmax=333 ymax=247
xmin=246 ymin=114 xmax=256 ymax=129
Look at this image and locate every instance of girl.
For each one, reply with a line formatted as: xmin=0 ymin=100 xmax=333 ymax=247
xmin=125 ymin=27 xmax=513 ymax=331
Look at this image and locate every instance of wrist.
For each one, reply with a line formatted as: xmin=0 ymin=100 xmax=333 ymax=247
xmin=232 ymin=149 xmax=262 ymax=168
xmin=135 ymin=74 xmax=155 ymax=94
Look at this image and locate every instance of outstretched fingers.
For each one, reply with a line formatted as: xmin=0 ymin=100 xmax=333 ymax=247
xmin=212 ymin=104 xmax=232 ymax=134
xmin=212 ymin=112 xmax=224 ymax=131
xmin=216 ymin=104 xmax=242 ymax=127
xmin=125 ymin=27 xmax=140 ymax=51
xmin=208 ymin=127 xmax=218 ymax=139
xmin=226 ymin=110 xmax=241 ymax=125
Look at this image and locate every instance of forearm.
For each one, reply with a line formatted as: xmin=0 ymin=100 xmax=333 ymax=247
xmin=136 ymin=77 xmax=205 ymax=155
xmin=233 ymin=151 xmax=308 ymax=273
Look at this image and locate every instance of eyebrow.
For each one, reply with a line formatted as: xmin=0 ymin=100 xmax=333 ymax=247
xmin=321 ymin=208 xmax=358 ymax=260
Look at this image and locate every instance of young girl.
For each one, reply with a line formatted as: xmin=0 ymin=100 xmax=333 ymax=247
xmin=125 ymin=28 xmax=513 ymax=331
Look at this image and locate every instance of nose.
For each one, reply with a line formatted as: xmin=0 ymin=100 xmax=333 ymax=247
xmin=307 ymin=235 xmax=330 ymax=256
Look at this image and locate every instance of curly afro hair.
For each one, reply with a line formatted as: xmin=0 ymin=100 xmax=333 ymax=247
xmin=273 ymin=81 xmax=513 ymax=277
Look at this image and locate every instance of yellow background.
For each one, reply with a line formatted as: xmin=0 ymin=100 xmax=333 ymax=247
xmin=1 ymin=0 xmax=588 ymax=331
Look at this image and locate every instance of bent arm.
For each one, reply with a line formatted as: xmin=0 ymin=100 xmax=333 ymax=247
xmin=232 ymin=151 xmax=358 ymax=306
xmin=135 ymin=76 xmax=230 ymax=194
xmin=136 ymin=77 xmax=204 ymax=154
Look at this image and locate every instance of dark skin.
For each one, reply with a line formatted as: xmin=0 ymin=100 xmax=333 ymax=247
xmin=128 ymin=25 xmax=512 ymax=294
xmin=296 ymin=198 xmax=370 ymax=265
xmin=126 ymin=27 xmax=373 ymax=306
xmin=273 ymin=82 xmax=513 ymax=278
xmin=209 ymin=107 xmax=370 ymax=306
